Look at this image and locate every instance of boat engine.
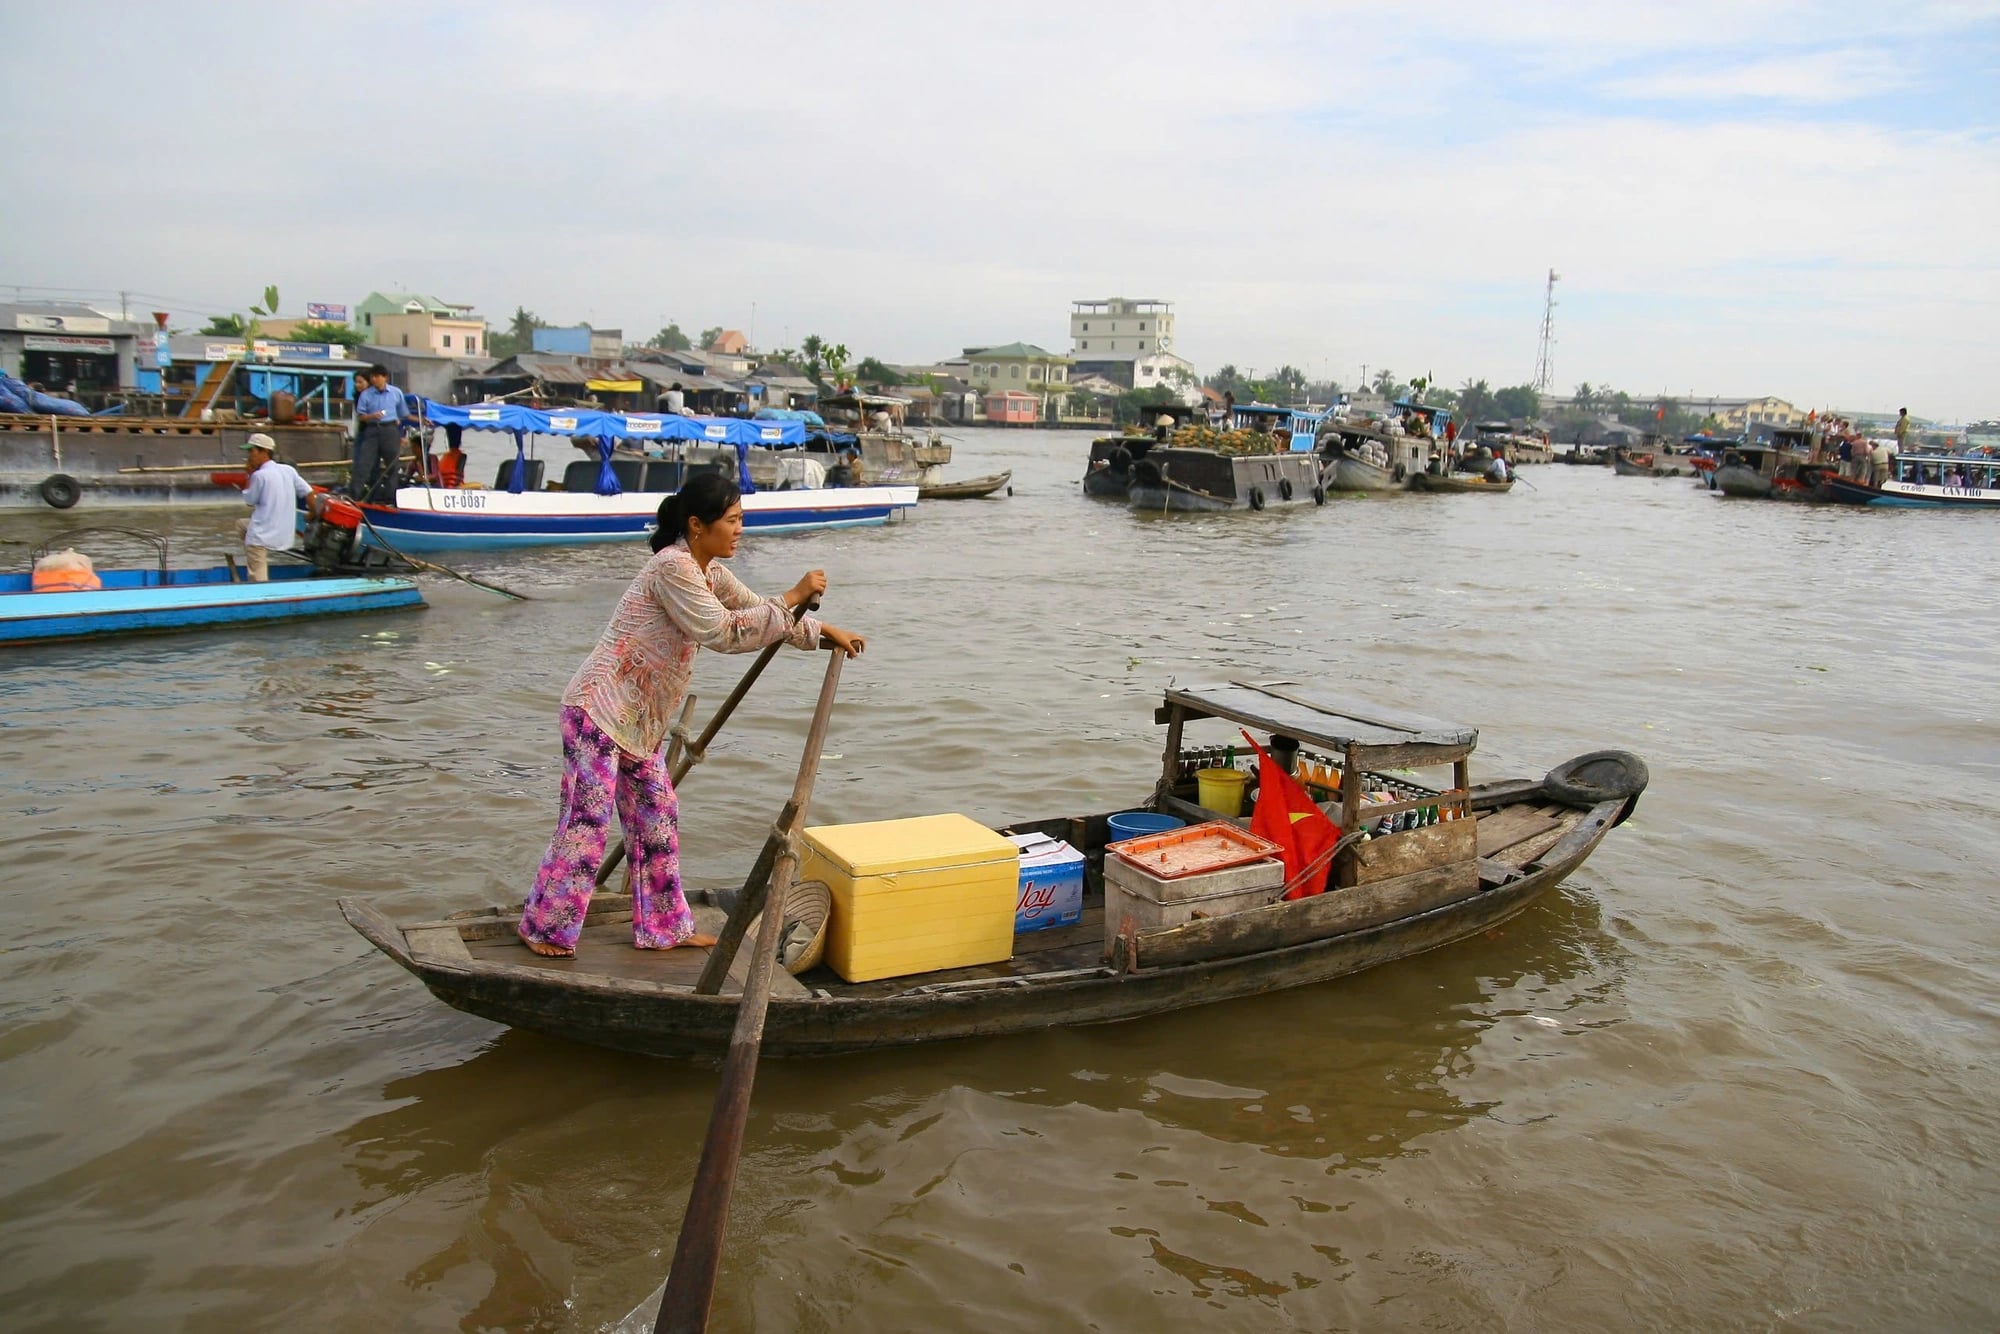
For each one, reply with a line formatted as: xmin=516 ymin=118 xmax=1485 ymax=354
xmin=300 ymin=495 xmax=365 ymax=570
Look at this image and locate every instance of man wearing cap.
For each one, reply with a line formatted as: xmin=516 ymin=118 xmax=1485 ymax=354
xmin=239 ymin=433 xmax=314 ymax=582
xmin=353 ymin=363 xmax=407 ymax=503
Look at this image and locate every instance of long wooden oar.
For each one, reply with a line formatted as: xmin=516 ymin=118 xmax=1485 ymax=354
xmin=597 ymin=600 xmax=818 ymax=888
xmin=654 ymin=640 xmax=845 ymax=1334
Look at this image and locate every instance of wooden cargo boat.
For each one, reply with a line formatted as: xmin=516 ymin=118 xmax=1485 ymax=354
xmin=341 ymin=678 xmax=1644 ymax=1059
xmin=1127 ymin=447 xmax=1326 ymax=512
xmin=1 ymin=413 xmax=351 ymax=511
xmin=917 ymin=470 xmax=1010 ymax=500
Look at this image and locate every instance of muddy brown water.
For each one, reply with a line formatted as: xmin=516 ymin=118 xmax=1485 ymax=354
xmin=3 ymin=429 xmax=1997 ymax=1331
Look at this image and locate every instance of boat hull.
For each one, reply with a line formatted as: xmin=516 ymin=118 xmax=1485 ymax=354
xmin=0 ymin=416 xmax=352 ymax=510
xmin=1712 ymin=463 xmax=1773 ymax=498
xmin=357 ymin=484 xmax=920 ymax=551
xmin=0 ymin=565 xmax=423 ymax=644
xmin=1408 ymin=472 xmax=1514 ymax=494
xmin=917 ymin=471 xmax=1010 ymax=500
xmin=339 ymin=802 xmax=1619 ymax=1060
xmin=1821 ymin=474 xmax=2000 ymax=508
xmin=1323 ymin=453 xmax=1403 ymax=491
xmin=1127 ymin=450 xmax=1324 ymax=513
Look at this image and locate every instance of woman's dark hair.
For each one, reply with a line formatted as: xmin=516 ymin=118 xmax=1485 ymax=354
xmin=651 ymin=471 xmax=742 ymax=552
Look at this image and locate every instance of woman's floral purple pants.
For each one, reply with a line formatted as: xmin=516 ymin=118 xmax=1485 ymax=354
xmin=518 ymin=706 xmax=695 ymax=952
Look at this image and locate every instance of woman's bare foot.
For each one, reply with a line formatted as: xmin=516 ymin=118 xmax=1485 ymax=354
xmin=637 ymin=933 xmax=719 ymax=950
xmin=520 ymin=933 xmax=574 ymax=958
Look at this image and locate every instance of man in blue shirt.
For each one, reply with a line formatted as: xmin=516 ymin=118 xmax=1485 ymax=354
xmin=353 ymin=364 xmax=407 ymax=503
xmin=239 ymin=433 xmax=315 ymax=581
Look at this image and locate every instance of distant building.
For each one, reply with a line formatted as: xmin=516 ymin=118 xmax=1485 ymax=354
xmin=532 ymin=326 xmax=624 ymax=359
xmin=707 ymin=329 xmax=750 ymax=355
xmin=1712 ymin=396 xmax=1802 ymax=431
xmin=1069 ymin=297 xmax=1175 ymax=358
xmin=0 ymin=301 xmax=151 ymax=396
xmin=355 ymin=292 xmax=485 ymax=356
xmin=958 ymin=342 xmax=1072 ymax=392
xmin=1067 ymin=297 xmax=1197 ymax=402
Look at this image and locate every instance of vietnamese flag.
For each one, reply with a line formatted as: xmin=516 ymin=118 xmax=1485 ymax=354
xmin=1241 ymin=730 xmax=1341 ymax=900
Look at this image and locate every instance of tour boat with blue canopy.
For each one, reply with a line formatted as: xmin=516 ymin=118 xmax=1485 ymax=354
xmin=2 ymin=527 xmax=423 ymax=646
xmin=353 ymin=400 xmax=918 ymax=552
xmin=1820 ymin=447 xmax=2000 ymax=509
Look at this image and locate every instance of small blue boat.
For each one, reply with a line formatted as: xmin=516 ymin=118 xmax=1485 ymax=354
xmin=2 ymin=547 xmax=424 ymax=646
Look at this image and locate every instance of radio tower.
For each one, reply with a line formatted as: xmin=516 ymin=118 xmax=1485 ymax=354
xmin=1531 ymin=268 xmax=1559 ymax=392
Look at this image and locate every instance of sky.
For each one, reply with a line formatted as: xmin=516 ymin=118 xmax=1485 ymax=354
xmin=4 ymin=1 xmax=1996 ymax=419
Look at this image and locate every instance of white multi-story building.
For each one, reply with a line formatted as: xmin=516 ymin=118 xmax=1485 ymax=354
xmin=1068 ymin=296 xmax=1198 ymax=402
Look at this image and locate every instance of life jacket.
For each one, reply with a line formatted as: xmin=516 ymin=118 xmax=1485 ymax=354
xmin=438 ymin=451 xmax=466 ymax=487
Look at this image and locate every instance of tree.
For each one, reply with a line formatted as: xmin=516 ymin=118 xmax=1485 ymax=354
xmin=488 ymin=306 xmax=546 ymax=358
xmin=823 ymin=343 xmax=851 ymax=386
xmin=200 ymin=314 xmax=246 ymax=337
xmin=1114 ymin=385 xmax=1182 ymax=426
xmin=799 ymin=334 xmax=825 ymax=381
xmin=1493 ymin=384 xmax=1541 ymax=420
xmin=1457 ymin=378 xmax=1497 ymax=423
xmin=699 ymin=326 xmax=724 ymax=349
xmin=646 ymin=323 xmax=691 ymax=351
xmin=1274 ymin=365 xmax=1307 ymax=401
xmin=1572 ymin=381 xmax=1596 ymax=413
xmin=288 ymin=320 xmax=365 ymax=348
xmin=855 ymin=356 xmax=903 ymax=386
xmin=1205 ymin=364 xmax=1243 ymax=395
xmin=1371 ymin=368 xmax=1404 ymax=400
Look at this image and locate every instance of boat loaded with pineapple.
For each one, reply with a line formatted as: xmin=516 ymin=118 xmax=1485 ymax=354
xmin=343 ymin=676 xmax=1646 ymax=1058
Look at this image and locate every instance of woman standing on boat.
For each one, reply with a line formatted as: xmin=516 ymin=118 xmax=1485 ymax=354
xmin=518 ymin=472 xmax=866 ymax=958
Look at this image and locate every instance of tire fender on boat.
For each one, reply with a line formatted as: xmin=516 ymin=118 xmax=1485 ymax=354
xmin=39 ymin=473 xmax=81 ymax=509
xmin=1543 ymin=749 xmax=1650 ymax=809
xmin=1392 ymin=463 xmax=1407 ymax=483
xmin=1278 ymin=477 xmax=1294 ymax=501
xmin=1312 ymin=484 xmax=1326 ymax=505
xmin=1248 ymin=486 xmax=1265 ymax=510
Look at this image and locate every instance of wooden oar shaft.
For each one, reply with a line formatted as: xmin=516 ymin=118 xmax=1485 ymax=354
xmin=655 ymin=645 xmax=845 ymax=1334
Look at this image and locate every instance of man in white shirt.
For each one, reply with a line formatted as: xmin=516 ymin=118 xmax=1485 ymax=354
xmin=239 ymin=433 xmax=314 ymax=582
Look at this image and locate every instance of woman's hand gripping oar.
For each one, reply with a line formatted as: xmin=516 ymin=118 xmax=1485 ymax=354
xmin=594 ymin=590 xmax=822 ymax=889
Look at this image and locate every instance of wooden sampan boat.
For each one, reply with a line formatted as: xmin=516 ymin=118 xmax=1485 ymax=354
xmin=342 ymin=678 xmax=1644 ymax=1059
xmin=916 ymin=470 xmax=1011 ymax=500
xmin=1408 ymin=472 xmax=1515 ymax=494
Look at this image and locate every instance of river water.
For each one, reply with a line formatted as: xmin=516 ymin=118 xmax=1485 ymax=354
xmin=2 ymin=428 xmax=1996 ymax=1332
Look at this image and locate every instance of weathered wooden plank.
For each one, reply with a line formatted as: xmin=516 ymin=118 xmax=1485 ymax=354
xmin=1493 ymin=822 xmax=1572 ymax=869
xmin=1132 ymin=860 xmax=1484 ymax=969
xmin=406 ymin=926 xmax=473 ymax=966
xmin=1160 ymin=681 xmax=1476 ymax=755
xmin=1338 ymin=817 xmax=1477 ymax=887
xmin=1475 ymin=805 xmax=1561 ymax=856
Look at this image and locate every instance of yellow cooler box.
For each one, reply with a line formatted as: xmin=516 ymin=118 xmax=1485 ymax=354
xmin=803 ymin=813 xmax=1020 ymax=983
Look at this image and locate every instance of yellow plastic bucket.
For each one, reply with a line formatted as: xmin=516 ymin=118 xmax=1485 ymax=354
xmin=1195 ymin=767 xmax=1250 ymax=817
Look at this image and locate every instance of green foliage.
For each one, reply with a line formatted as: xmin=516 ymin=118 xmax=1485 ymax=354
xmin=800 ymin=334 xmax=825 ymax=381
xmin=823 ymin=342 xmax=850 ymax=385
xmin=200 ymin=314 xmax=246 ymax=337
xmin=647 ymin=323 xmax=692 ymax=351
xmin=1204 ymin=364 xmax=1242 ymax=394
xmin=1492 ymin=385 xmax=1541 ymax=420
xmin=699 ymin=326 xmax=724 ymax=349
xmin=1457 ymin=378 xmax=1497 ymax=423
xmin=855 ymin=356 xmax=903 ymax=386
xmin=288 ymin=320 xmax=365 ymax=348
xmin=1371 ymin=368 xmax=1406 ymax=400
xmin=488 ymin=306 xmax=546 ymax=358
xmin=1113 ymin=385 xmax=1182 ymax=425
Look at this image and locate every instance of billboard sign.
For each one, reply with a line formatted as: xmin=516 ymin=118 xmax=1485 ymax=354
xmin=305 ymin=303 xmax=348 ymax=322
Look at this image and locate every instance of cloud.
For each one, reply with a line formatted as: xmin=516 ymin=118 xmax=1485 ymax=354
xmin=2 ymin=0 xmax=1996 ymax=417
xmin=1599 ymin=49 xmax=1914 ymax=104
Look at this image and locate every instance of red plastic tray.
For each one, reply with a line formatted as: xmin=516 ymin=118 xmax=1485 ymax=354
xmin=1106 ymin=820 xmax=1282 ymax=879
